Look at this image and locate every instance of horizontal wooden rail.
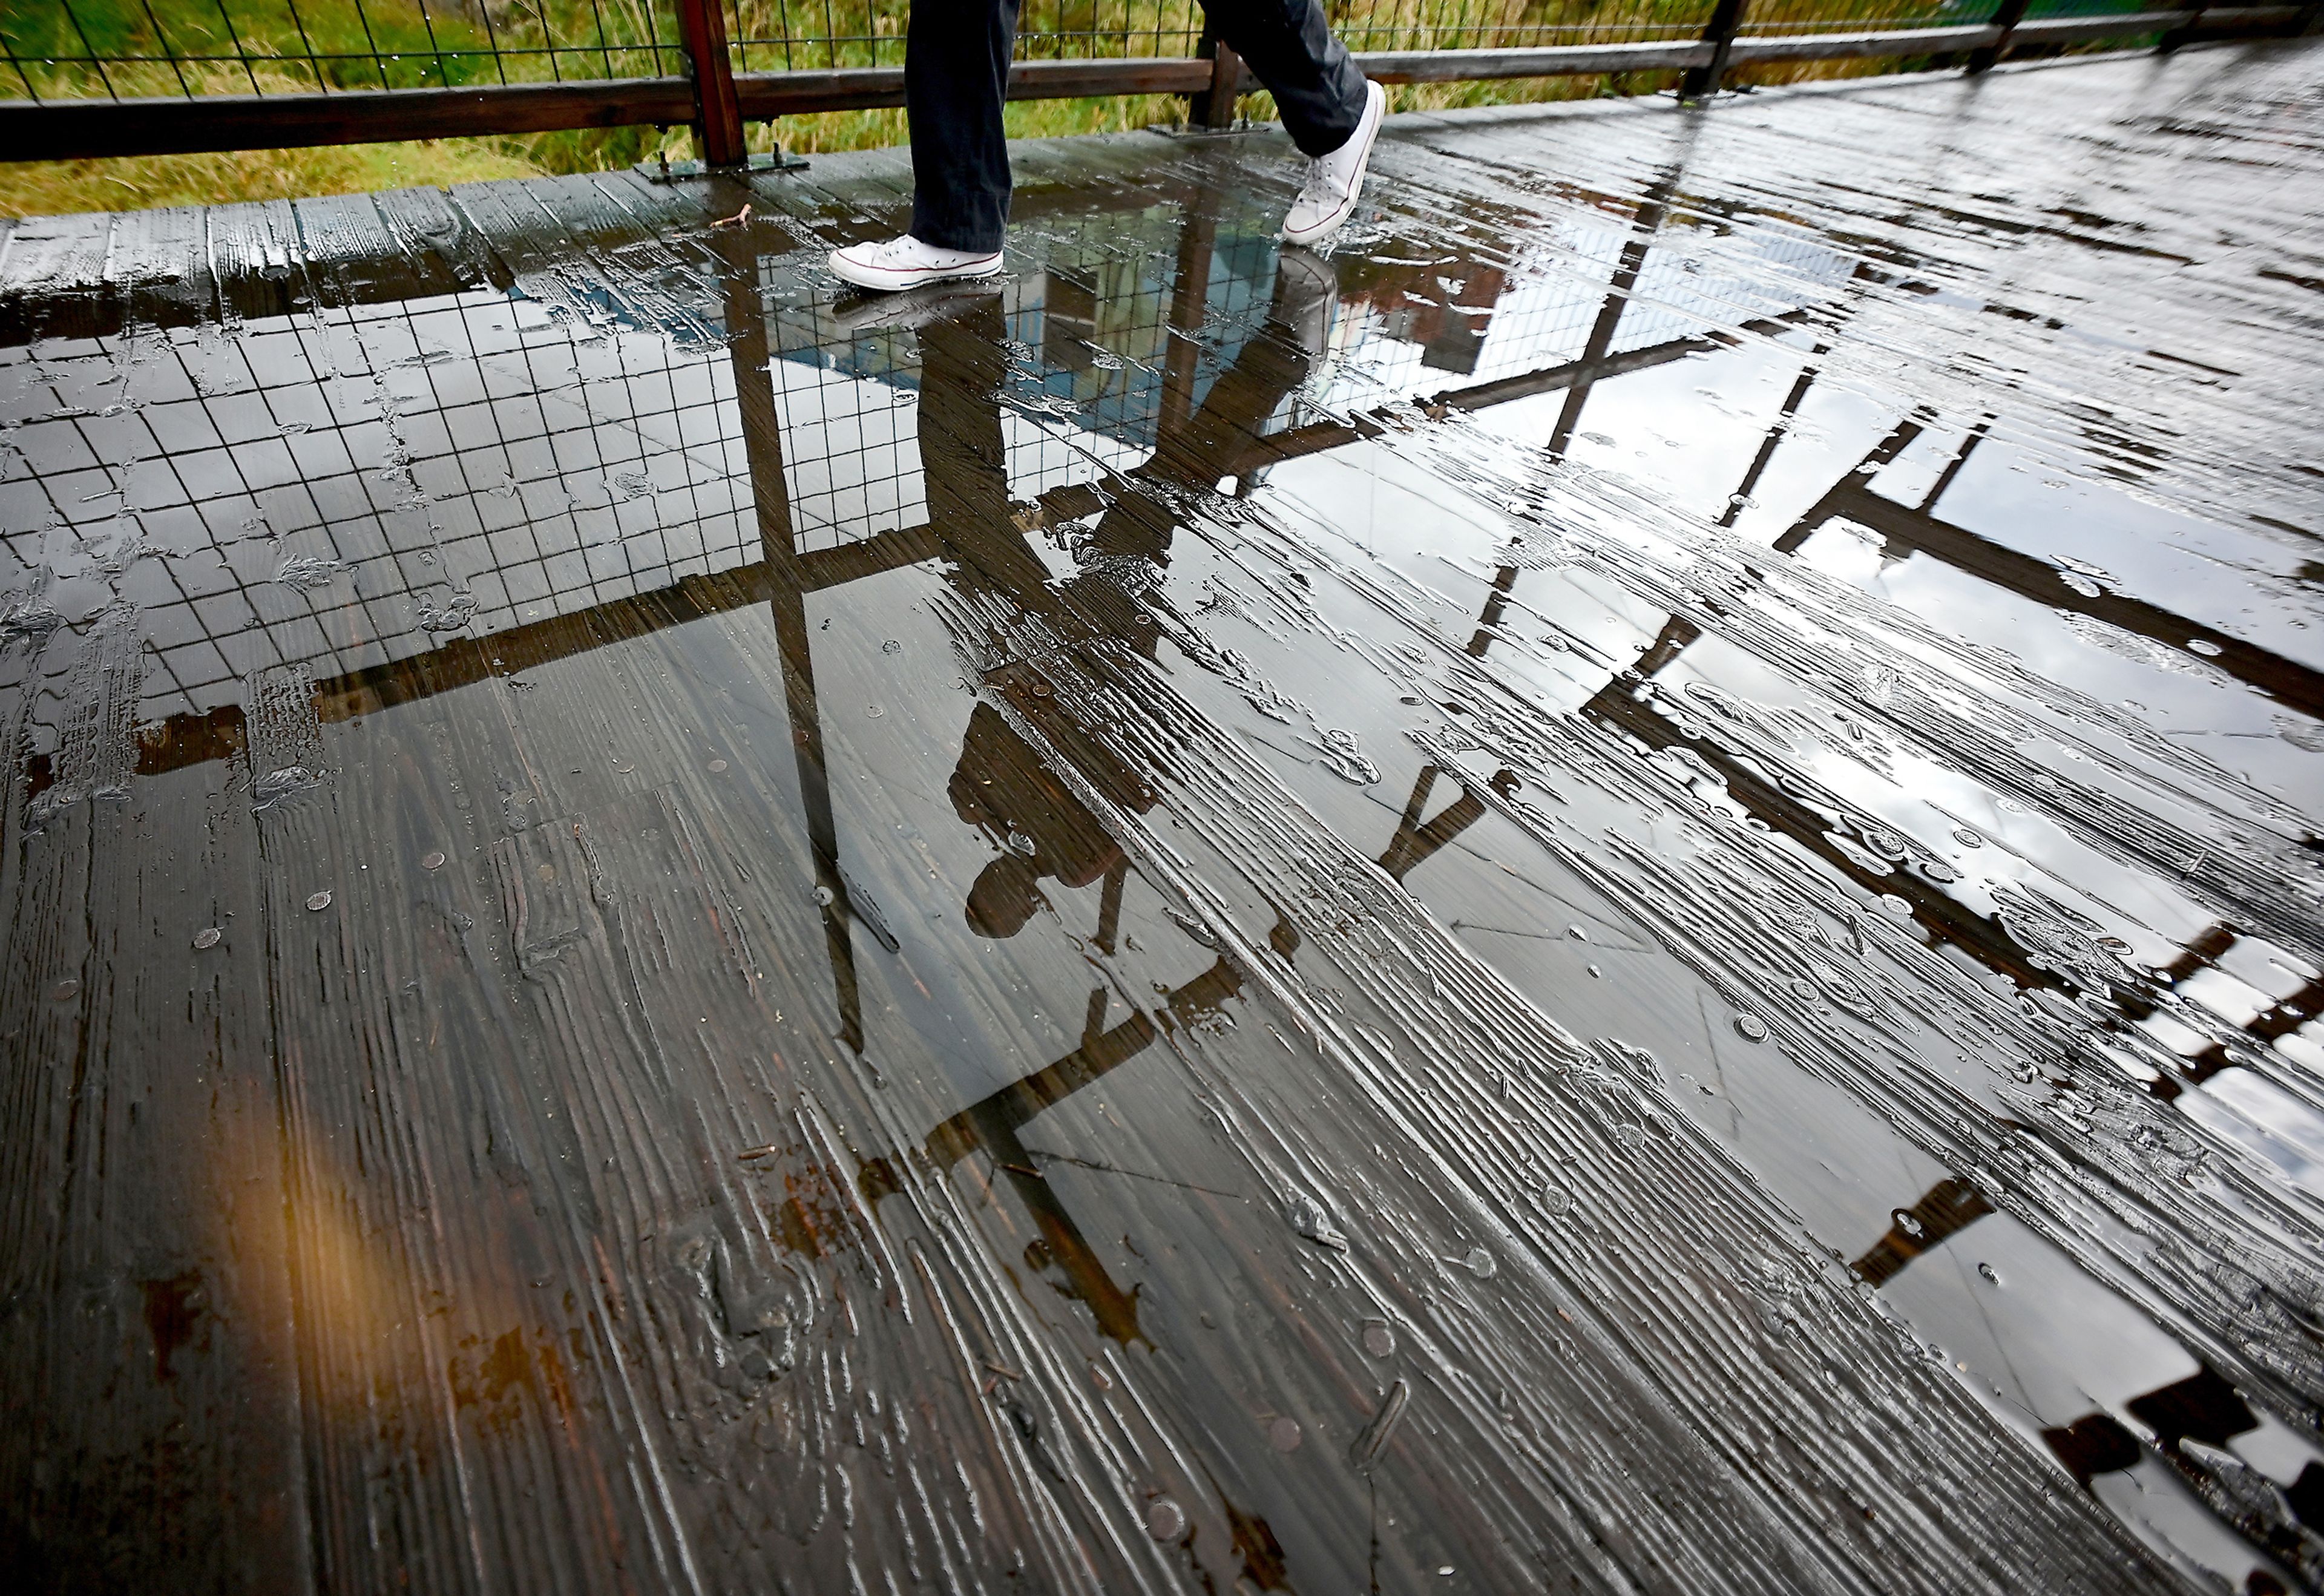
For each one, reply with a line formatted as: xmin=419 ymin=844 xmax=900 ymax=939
xmin=0 ymin=9 xmax=2305 ymax=164
xmin=1354 ymin=40 xmax=1714 ymax=83
xmin=1 ymin=78 xmax=701 ymax=161
xmin=732 ymin=56 xmax=1215 ymax=117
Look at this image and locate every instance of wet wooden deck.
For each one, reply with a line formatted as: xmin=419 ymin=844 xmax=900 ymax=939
xmin=5 ymin=38 xmax=2324 ymax=1595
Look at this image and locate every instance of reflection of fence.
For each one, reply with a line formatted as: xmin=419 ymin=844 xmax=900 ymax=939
xmin=0 ymin=0 xmax=2308 ymax=166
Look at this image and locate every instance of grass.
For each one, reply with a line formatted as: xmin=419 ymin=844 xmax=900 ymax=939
xmin=0 ymin=0 xmax=2106 ymax=217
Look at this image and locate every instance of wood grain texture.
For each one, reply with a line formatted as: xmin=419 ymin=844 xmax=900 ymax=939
xmin=7 ymin=44 xmax=2324 ymax=1596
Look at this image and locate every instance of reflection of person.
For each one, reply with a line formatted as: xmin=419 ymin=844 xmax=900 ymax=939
xmin=901 ymin=249 xmax=1338 ymax=937
xmin=829 ymin=5 xmax=1385 ymax=292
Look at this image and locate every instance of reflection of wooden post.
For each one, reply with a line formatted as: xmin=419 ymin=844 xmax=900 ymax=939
xmin=1718 ymin=346 xmax=1823 ymax=528
xmin=1548 ymin=171 xmax=1678 ymax=458
xmin=1680 ymin=0 xmax=1748 ymax=101
xmin=714 ymin=221 xmax=864 ymax=1053
xmin=1160 ymin=183 xmax=1221 ymax=435
xmin=1850 ymin=1178 xmax=1993 ymax=1286
xmin=674 ymin=0 xmax=746 ymax=167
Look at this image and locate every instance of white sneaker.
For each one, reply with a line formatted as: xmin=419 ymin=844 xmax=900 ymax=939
xmin=830 ymin=235 xmax=1004 ymax=293
xmin=1281 ymin=80 xmax=1386 ymax=248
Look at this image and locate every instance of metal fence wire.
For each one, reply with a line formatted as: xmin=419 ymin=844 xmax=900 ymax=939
xmin=0 ymin=0 xmax=2305 ymax=154
xmin=0 ymin=0 xmax=693 ymax=100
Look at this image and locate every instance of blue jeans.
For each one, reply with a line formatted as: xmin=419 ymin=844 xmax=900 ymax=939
xmin=907 ymin=0 xmax=1370 ymax=252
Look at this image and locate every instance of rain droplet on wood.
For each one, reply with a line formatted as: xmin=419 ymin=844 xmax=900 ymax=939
xmin=192 ymin=928 xmax=222 ymax=950
xmin=1145 ymin=1497 xmax=1186 ymax=1541
xmin=1734 ymin=1014 xmax=1769 ymax=1042
xmin=421 ymin=851 xmax=446 ymax=870
xmin=1349 ymin=1379 xmax=1410 ymax=1473
xmin=305 ymin=890 xmax=333 ymax=911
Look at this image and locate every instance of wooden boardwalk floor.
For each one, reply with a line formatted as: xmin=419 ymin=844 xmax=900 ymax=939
xmin=5 ymin=39 xmax=2324 ymax=1595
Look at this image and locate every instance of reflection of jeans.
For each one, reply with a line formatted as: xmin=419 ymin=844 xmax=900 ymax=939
xmin=909 ymin=0 xmax=1369 ymax=252
xmin=1087 ymin=251 xmax=1328 ymax=568
xmin=921 ymin=255 xmax=1337 ymax=938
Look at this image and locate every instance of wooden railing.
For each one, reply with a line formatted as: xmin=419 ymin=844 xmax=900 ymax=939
xmin=0 ymin=0 xmax=2309 ymax=165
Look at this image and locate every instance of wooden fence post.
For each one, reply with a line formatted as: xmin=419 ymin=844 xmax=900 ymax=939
xmin=1968 ymin=0 xmax=2031 ymax=74
xmin=674 ymin=0 xmax=747 ymax=167
xmin=1190 ymin=28 xmax=1243 ymax=130
xmin=1680 ymin=0 xmax=1749 ymax=102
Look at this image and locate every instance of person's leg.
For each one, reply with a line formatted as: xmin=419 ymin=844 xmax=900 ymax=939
xmin=908 ymin=0 xmax=1024 ymax=252
xmin=1201 ymin=0 xmax=1368 ymax=157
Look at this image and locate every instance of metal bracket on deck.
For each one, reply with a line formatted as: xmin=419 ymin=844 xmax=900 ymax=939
xmin=640 ymin=149 xmax=810 ymax=183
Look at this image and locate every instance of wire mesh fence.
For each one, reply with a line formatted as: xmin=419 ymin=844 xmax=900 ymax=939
xmin=2 ymin=0 xmax=2212 ymax=103
xmin=0 ymin=0 xmax=2296 ymax=165
xmin=0 ymin=0 xmax=689 ymax=101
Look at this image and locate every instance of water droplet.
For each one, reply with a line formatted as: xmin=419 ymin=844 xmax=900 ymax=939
xmin=1268 ymin=1416 xmax=1302 ymax=1451
xmin=1733 ymin=1014 xmax=1768 ymax=1042
xmin=866 ymin=705 xmax=884 ymax=718
xmin=812 ymin=885 xmax=835 ymax=907
xmin=1977 ymin=1262 xmax=2001 ymax=1285
xmin=1878 ymin=893 xmax=1914 ymax=918
xmin=1612 ymin=1121 xmax=1646 ymax=1150
xmin=306 ymin=890 xmax=333 ymax=911
xmin=1952 ymin=828 xmax=1983 ymax=848
xmin=1459 ymin=1246 xmax=1497 ymax=1279
xmin=1146 ymin=1497 xmax=1186 ymax=1541
xmin=1566 ymin=924 xmax=1588 ymax=941
xmin=882 ymin=639 xmax=901 ymax=653
xmin=52 ymin=978 xmax=80 ymax=1002
xmin=2186 ymin=638 xmax=2222 ymax=657
xmin=708 ymin=758 xmax=729 ymax=772
xmin=421 ymin=851 xmax=446 ymax=870
xmin=1005 ymin=827 xmax=1037 ymax=857
xmin=1287 ymin=1192 xmax=1348 ymax=1251
xmin=192 ymin=928 xmax=222 ymax=950
xmin=1539 ymin=1185 xmax=1572 ymax=1217
xmin=1362 ymin=1321 xmax=1396 ymax=1358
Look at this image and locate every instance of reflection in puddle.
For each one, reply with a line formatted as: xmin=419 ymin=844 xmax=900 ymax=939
xmin=5 ymin=42 xmax=2324 ymax=1596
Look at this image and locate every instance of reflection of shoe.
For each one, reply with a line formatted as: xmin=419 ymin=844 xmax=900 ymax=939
xmin=1273 ymin=246 xmax=1339 ymax=356
xmin=1281 ymin=80 xmax=1385 ymax=248
xmin=830 ymin=235 xmax=1005 ymax=292
xmin=829 ymin=278 xmax=1002 ymax=334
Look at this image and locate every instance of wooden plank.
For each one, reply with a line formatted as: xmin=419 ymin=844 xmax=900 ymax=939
xmin=0 ymin=79 xmax=700 ymax=163
xmin=0 ymin=621 xmax=309 ymax=1587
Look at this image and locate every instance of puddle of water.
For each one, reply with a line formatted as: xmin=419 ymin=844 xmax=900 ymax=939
xmin=4 ymin=42 xmax=2324 ymax=1596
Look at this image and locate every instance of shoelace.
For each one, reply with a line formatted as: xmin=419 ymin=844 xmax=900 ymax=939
xmin=1296 ymin=159 xmax=1336 ymax=209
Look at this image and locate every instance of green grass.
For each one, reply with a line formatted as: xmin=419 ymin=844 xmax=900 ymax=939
xmin=0 ymin=0 xmax=2110 ymax=216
